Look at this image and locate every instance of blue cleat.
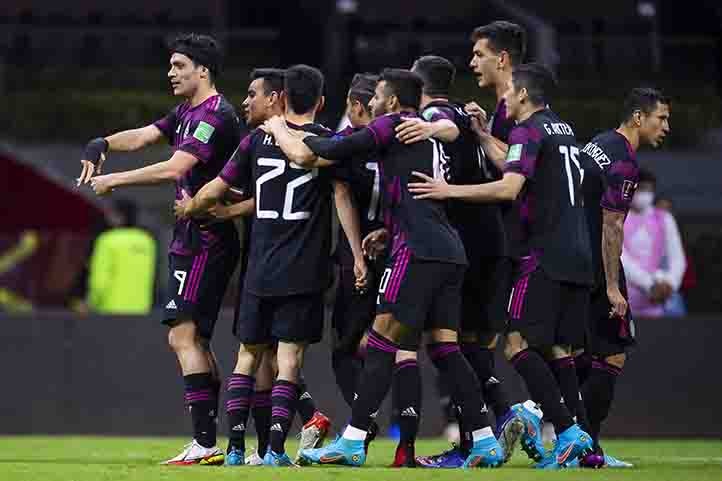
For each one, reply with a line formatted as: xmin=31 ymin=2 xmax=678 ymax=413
xmin=566 ymin=451 xmax=634 ymax=469
xmin=495 ymin=409 xmax=525 ymax=463
xmin=300 ymin=436 xmax=366 ymax=467
xmin=511 ymin=400 xmax=545 ymax=462
xmin=415 ymin=444 xmax=466 ymax=468
xmin=224 ymin=447 xmax=244 ymax=466
xmin=535 ymin=424 xmax=593 ymax=469
xmin=604 ymin=454 xmax=634 ymax=468
xmin=262 ymin=450 xmax=297 ymax=467
xmin=462 ymin=436 xmax=505 ymax=469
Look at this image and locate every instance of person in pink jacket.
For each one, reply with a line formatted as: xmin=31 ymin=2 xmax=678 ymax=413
xmin=623 ymin=170 xmax=686 ymax=317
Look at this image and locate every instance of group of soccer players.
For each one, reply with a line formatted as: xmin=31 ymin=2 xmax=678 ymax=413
xmin=77 ymin=20 xmax=670 ymax=470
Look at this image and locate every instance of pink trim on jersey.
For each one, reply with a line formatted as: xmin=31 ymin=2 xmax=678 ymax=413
xmin=184 ymin=251 xmax=208 ymax=302
xmin=385 ymin=248 xmax=411 ymax=303
xmin=510 ymin=274 xmax=530 ymax=319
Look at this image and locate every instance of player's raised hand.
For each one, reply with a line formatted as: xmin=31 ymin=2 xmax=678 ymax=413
xmin=173 ymin=189 xmax=192 ymax=219
xmin=260 ymin=115 xmax=286 ymax=136
xmin=362 ymin=228 xmax=388 ymax=260
xmin=90 ymin=174 xmax=114 ymax=196
xmin=464 ymin=102 xmax=488 ymax=131
xmin=395 ymin=118 xmax=435 ymax=144
xmin=78 ymin=138 xmax=108 ymax=186
xmin=606 ymin=285 xmax=628 ymax=318
xmin=408 ymin=171 xmax=452 ymax=200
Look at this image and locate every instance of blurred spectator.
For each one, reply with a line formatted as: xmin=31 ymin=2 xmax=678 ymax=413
xmin=622 ymin=170 xmax=686 ymax=317
xmin=86 ymin=199 xmax=156 ymax=314
xmin=654 ymin=195 xmax=696 ymax=316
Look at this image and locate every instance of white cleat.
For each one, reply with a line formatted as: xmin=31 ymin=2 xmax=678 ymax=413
xmin=245 ymin=449 xmax=264 ymax=466
xmin=161 ymin=439 xmax=225 ymax=466
xmin=295 ymin=411 xmax=331 ymax=463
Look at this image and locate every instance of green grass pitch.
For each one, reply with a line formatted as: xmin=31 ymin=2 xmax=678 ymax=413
xmin=1 ymin=437 xmax=720 ymax=481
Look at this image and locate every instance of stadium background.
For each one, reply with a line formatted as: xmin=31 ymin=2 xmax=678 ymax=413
xmin=1 ymin=0 xmax=721 ymax=442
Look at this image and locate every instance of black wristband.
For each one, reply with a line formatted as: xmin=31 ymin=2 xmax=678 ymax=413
xmin=83 ymin=137 xmax=108 ymax=165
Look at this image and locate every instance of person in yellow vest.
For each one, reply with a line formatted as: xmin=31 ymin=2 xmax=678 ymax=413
xmin=87 ymin=199 xmax=156 ymax=314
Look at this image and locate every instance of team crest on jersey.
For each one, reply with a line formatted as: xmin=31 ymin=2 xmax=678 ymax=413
xmin=622 ymin=180 xmax=637 ymax=200
xmin=193 ymin=121 xmax=215 ymax=144
xmin=507 ymin=144 xmax=522 ymax=163
xmin=422 ymin=107 xmax=441 ymax=121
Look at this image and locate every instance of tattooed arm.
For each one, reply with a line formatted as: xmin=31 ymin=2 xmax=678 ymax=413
xmin=602 ymin=209 xmax=628 ymax=317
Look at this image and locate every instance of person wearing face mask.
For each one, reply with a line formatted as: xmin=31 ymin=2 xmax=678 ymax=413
xmin=622 ymin=170 xmax=686 ymax=317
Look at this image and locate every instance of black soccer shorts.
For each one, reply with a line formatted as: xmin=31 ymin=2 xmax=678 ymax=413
xmin=163 ymin=245 xmax=240 ymax=340
xmin=234 ymin=289 xmax=325 ymax=345
xmin=331 ymin=256 xmax=385 ymax=355
xmin=507 ymin=267 xmax=590 ymax=348
xmin=460 ymin=256 xmax=512 ymax=335
xmin=587 ymin=275 xmax=637 ymax=357
xmin=376 ymin=248 xmax=465 ymax=345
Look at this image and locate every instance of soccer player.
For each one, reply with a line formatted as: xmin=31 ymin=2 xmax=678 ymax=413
xmin=263 ymin=68 xmax=504 ymax=469
xmin=328 ymin=74 xmax=385 ymax=432
xmin=176 ymin=64 xmax=366 ymax=467
xmin=571 ymin=88 xmax=670 ymax=468
xmin=465 ymin=21 xmax=548 ymax=462
xmin=79 ymin=33 xmax=242 ymax=465
xmin=388 ymin=55 xmax=523 ymax=468
xmin=409 ymin=64 xmax=595 ymax=469
xmin=219 ymin=67 xmax=283 ymax=466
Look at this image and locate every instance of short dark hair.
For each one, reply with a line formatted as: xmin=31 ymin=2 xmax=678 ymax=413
xmin=471 ymin=21 xmax=527 ymax=66
xmin=412 ymin=55 xmax=456 ymax=97
xmin=379 ymin=68 xmax=424 ymax=110
xmin=638 ymin=168 xmax=657 ymax=186
xmin=167 ymin=33 xmax=223 ymax=81
xmin=512 ymin=63 xmax=557 ymax=106
xmin=250 ymin=68 xmax=285 ymax=95
xmin=621 ymin=87 xmax=671 ymax=123
xmin=284 ymin=64 xmax=324 ymax=115
xmin=348 ymin=73 xmax=378 ymax=110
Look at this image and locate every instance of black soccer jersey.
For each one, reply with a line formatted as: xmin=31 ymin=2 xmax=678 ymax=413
xmin=154 ymin=94 xmax=243 ymax=255
xmin=220 ymin=122 xmax=336 ymax=297
xmin=304 ymin=112 xmax=467 ymax=266
xmin=421 ymin=100 xmax=506 ymax=259
xmin=489 ymin=98 xmax=515 ymax=144
xmin=503 ymin=109 xmax=593 ymax=286
xmin=489 ymin=97 xmax=524 ymax=259
xmin=580 ymin=130 xmax=640 ymax=287
xmin=332 ymin=126 xmax=385 ymax=267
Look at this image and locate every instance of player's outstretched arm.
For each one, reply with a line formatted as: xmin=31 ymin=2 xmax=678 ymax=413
xmin=303 ymin=127 xmax=378 ymax=165
xmin=395 ymin=118 xmax=460 ymax=144
xmin=106 ymin=125 xmax=165 ymax=152
xmin=89 ymin=150 xmax=198 ymax=195
xmin=259 ymin=116 xmax=328 ymax=167
xmin=333 ymin=180 xmax=368 ymax=290
xmin=408 ymin=171 xmax=525 ymax=202
xmin=175 ymin=177 xmax=232 ymax=220
xmin=78 ymin=125 xmax=165 ymax=185
xmin=602 ymin=209 xmax=628 ymax=317
xmin=211 ymin=197 xmax=255 ymax=221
